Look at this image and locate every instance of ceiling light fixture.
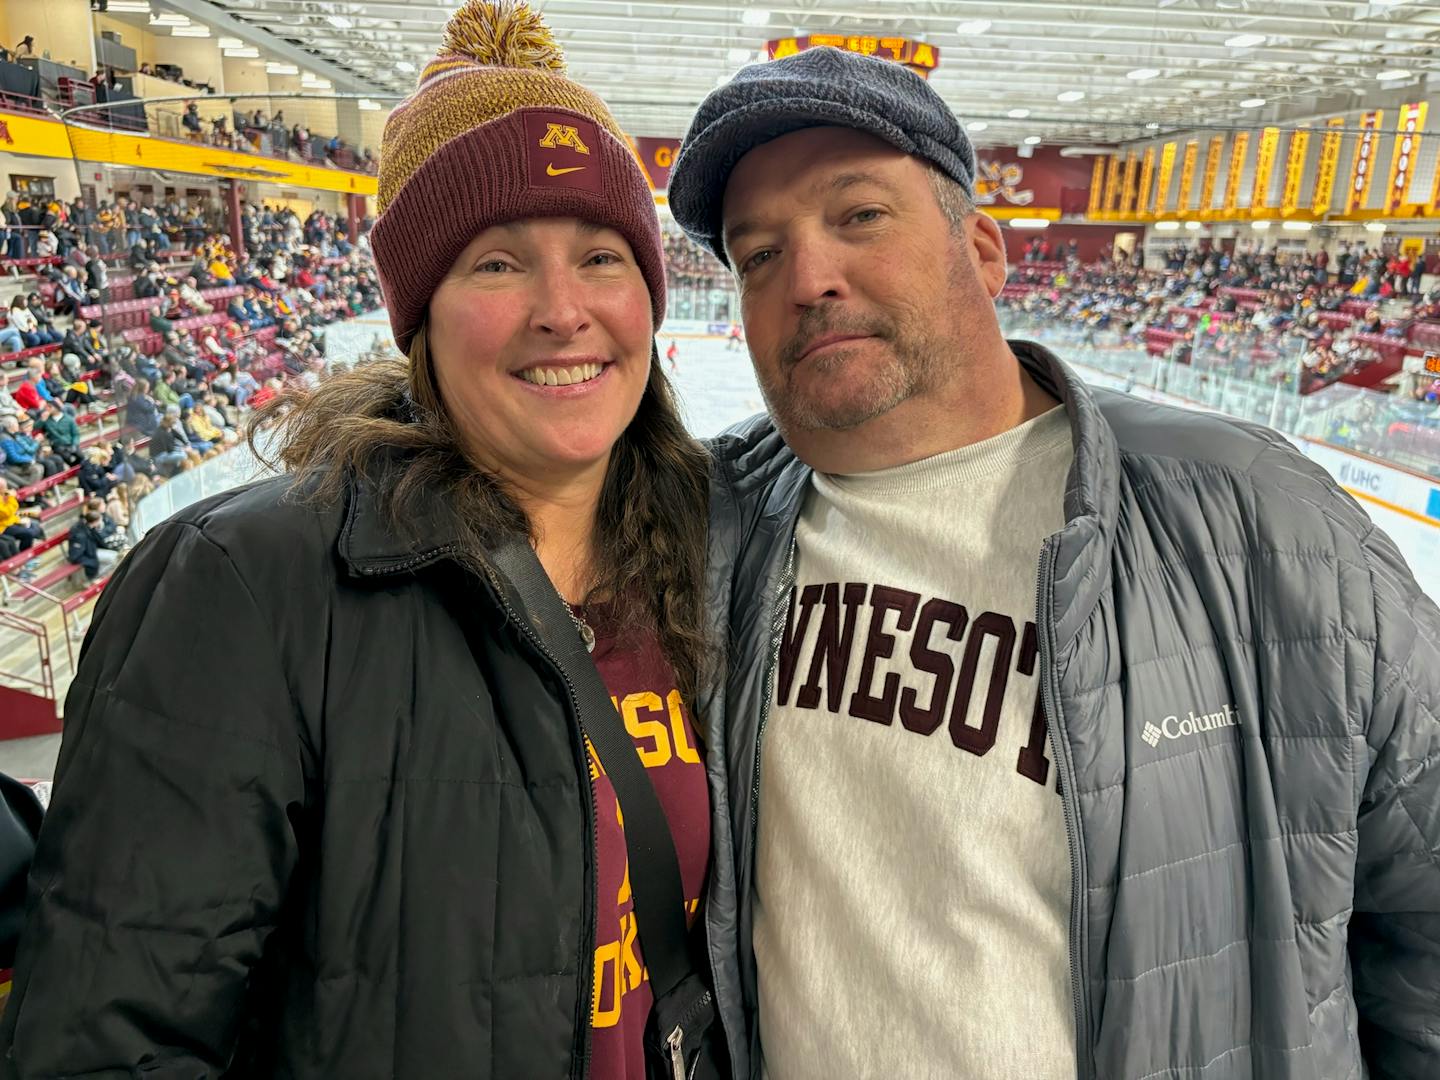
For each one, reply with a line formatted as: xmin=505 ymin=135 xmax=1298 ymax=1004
xmin=1364 ymin=222 xmax=1388 ymax=233
xmin=1145 ymin=121 xmax=1161 ymax=130
xmin=325 ymin=15 xmax=354 ymax=29
xmin=149 ymin=13 xmax=189 ymax=25
xmin=1184 ymin=221 xmax=1202 ymax=230
xmin=1024 ymin=135 xmax=1042 ymax=145
xmin=169 ymin=25 xmax=210 ymax=36
xmin=1057 ymin=90 xmax=1085 ymax=102
xmin=1281 ymin=220 xmax=1312 ymax=231
xmin=740 ymin=9 xmax=771 ymax=27
xmin=105 ymin=0 xmax=152 ymax=11
xmin=1008 ymin=218 xmax=1050 ymax=229
xmin=1376 ymin=69 xmax=1412 ymax=81
xmin=265 ymin=62 xmax=300 ymax=75
xmin=967 ymin=120 xmax=989 ymax=132
xmin=1007 ymin=108 xmax=1030 ymax=118
xmin=1224 ymin=33 xmax=1266 ymax=48
xmin=395 ymin=60 xmax=416 ymax=73
xmin=1154 ymin=221 xmax=1180 ymax=231
xmin=358 ymin=99 xmax=382 ymax=111
xmin=956 ymin=19 xmax=992 ymax=35
xmin=223 ymin=47 xmax=259 ymax=58
xmin=1127 ymin=68 xmax=1160 ymax=80
xmin=1251 ymin=221 xmax=1271 ymax=230
xmin=216 ymin=36 xmax=243 ymax=49
xmin=727 ymin=46 xmax=752 ymax=63
xmin=1239 ymin=97 xmax=1266 ymax=108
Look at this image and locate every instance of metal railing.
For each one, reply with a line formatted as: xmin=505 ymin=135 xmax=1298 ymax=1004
xmin=999 ymin=310 xmax=1440 ymax=479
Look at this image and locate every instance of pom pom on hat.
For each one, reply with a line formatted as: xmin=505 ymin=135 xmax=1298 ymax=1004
xmin=371 ymin=0 xmax=667 ymax=352
xmin=439 ymin=0 xmax=567 ymax=73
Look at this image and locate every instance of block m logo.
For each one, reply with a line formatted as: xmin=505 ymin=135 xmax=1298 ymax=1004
xmin=537 ymin=123 xmax=591 ymax=155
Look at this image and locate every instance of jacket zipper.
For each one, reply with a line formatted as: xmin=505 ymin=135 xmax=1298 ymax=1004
xmin=370 ymin=554 xmax=598 ymax=1078
xmin=483 ymin=567 xmax=600 ymax=1080
xmin=1034 ymin=537 xmax=1092 ymax=1080
xmin=749 ymin=541 xmax=797 ymax=857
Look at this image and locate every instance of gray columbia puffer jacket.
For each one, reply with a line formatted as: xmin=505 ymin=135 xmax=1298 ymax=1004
xmin=697 ymin=341 xmax=1440 ymax=1080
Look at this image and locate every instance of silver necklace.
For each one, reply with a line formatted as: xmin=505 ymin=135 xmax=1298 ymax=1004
xmin=561 ymin=598 xmax=596 ymax=653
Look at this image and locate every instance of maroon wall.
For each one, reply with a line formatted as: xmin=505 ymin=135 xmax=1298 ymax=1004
xmin=973 ymin=146 xmax=1098 ymax=212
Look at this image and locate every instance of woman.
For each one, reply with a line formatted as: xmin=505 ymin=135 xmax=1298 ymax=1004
xmin=8 ymin=295 xmax=59 ymax=347
xmin=0 ymin=3 xmax=715 ymax=1077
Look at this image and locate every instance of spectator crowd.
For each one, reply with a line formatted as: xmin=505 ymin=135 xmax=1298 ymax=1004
xmin=1001 ymin=241 xmax=1440 ymax=399
xmin=0 ymin=204 xmax=381 ymax=583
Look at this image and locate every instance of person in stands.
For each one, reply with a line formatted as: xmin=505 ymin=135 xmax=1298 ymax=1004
xmin=36 ymin=401 xmax=80 ymax=466
xmin=8 ymin=295 xmax=60 ymax=347
xmin=0 ymin=476 xmax=44 ymax=565
xmin=0 ymin=4 xmax=714 ymax=1077
xmin=64 ymin=505 xmax=119 ymax=581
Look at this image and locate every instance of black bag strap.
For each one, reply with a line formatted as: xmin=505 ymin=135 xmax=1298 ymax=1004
xmin=490 ymin=537 xmax=693 ymax=1002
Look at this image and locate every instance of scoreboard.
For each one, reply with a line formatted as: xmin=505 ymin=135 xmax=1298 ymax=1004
xmin=766 ymin=35 xmax=940 ymax=78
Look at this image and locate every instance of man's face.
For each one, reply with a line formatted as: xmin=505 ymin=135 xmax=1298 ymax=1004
xmin=721 ymin=127 xmax=1006 ymax=440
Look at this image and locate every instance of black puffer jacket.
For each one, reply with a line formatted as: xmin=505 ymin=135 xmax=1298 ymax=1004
xmin=0 ymin=471 xmax=613 ymax=1077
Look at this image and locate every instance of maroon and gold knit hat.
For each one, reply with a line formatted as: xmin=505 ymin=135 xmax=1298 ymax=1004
xmin=369 ymin=0 xmax=665 ymax=352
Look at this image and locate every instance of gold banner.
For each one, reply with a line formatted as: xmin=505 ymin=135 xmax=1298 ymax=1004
xmin=1088 ymin=155 xmax=1106 ymax=216
xmin=1281 ymin=129 xmax=1310 ymax=213
xmin=1198 ymin=135 xmax=1224 ymax=216
xmin=1155 ymin=141 xmax=1178 ymax=214
xmin=1224 ymin=131 xmax=1250 ymax=214
xmin=1103 ymin=152 xmax=1122 ymax=213
xmin=1251 ymin=127 xmax=1281 ymax=212
xmin=1120 ymin=151 xmax=1139 ymax=215
xmin=1137 ymin=145 xmax=1157 ymax=217
xmin=1311 ymin=117 xmax=1345 ymax=215
xmin=1176 ymin=139 xmax=1200 ymax=213
xmin=1347 ymin=110 xmax=1383 ymax=213
xmin=1385 ymin=102 xmax=1428 ymax=212
xmin=0 ymin=110 xmax=378 ymax=198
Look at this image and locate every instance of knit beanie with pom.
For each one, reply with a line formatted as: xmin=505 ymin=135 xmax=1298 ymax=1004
xmin=369 ymin=0 xmax=665 ymax=352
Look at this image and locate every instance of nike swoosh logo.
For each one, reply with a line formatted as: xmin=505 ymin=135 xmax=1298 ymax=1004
xmin=546 ymin=164 xmax=585 ymax=176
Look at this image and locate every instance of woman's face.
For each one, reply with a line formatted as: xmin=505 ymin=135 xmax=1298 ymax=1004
xmin=426 ymin=217 xmax=653 ymax=488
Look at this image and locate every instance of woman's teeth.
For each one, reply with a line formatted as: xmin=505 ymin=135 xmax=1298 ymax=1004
xmin=518 ymin=363 xmax=604 ymax=387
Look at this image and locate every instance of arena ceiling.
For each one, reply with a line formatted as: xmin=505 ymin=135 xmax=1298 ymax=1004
xmin=159 ymin=0 xmax=1440 ymax=143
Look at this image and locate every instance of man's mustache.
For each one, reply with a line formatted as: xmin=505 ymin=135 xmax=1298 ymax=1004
xmin=780 ymin=309 xmax=893 ymax=367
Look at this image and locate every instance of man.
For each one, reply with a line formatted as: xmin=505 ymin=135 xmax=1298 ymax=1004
xmin=62 ymin=317 xmax=103 ymax=372
xmin=36 ymin=401 xmax=80 ymax=465
xmin=668 ymin=47 xmax=1440 ymax=1080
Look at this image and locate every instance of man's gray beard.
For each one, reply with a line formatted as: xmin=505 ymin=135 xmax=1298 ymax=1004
xmin=760 ymin=337 xmax=938 ymax=433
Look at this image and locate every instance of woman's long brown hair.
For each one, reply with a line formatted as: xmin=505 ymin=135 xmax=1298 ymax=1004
xmin=249 ymin=321 xmax=712 ymax=709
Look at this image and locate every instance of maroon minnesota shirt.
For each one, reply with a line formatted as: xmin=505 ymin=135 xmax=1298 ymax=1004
xmin=582 ymin=612 xmax=710 ymax=1080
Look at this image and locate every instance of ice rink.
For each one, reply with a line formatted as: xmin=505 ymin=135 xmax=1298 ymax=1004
xmin=661 ymin=330 xmax=1440 ymax=604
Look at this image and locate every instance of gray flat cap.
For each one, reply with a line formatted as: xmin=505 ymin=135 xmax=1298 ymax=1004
xmin=669 ymin=46 xmax=975 ymax=265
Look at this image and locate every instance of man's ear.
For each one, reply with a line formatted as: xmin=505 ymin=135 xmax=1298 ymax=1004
xmin=966 ymin=212 xmax=1009 ymax=299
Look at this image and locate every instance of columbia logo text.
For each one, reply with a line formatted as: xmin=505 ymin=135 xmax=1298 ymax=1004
xmin=1144 ymin=705 xmax=1241 ymax=748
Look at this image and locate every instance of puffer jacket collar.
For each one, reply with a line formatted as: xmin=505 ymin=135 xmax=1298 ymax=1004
xmin=336 ymin=462 xmax=467 ymax=578
xmin=1020 ymin=339 xmax=1121 ymax=646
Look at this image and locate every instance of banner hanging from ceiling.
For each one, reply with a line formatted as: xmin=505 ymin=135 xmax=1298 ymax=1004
xmin=1223 ymin=131 xmax=1250 ymax=214
xmin=1384 ymin=102 xmax=1427 ymax=212
xmin=1347 ymin=110 xmax=1384 ymax=213
xmin=1311 ymin=117 xmax=1344 ymax=216
xmin=1250 ymin=127 xmax=1281 ymax=212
